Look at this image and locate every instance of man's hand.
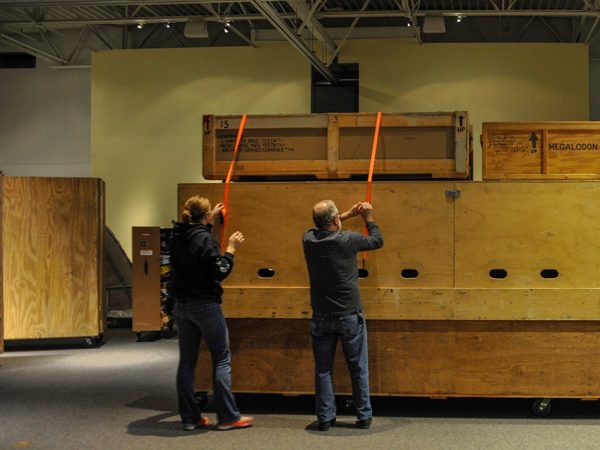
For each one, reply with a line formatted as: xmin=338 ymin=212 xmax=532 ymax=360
xmin=340 ymin=203 xmax=361 ymax=222
xmin=209 ymin=203 xmax=225 ymax=224
xmin=358 ymin=202 xmax=374 ymax=222
xmin=225 ymin=231 xmax=244 ymax=254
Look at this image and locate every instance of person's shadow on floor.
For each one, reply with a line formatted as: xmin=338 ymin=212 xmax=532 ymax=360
xmin=127 ymin=412 xmax=210 ymax=437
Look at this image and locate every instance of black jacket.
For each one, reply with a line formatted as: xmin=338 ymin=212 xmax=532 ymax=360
xmin=303 ymin=222 xmax=383 ymax=315
xmin=169 ymin=221 xmax=234 ymax=302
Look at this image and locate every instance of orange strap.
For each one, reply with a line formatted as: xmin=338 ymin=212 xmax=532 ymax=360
xmin=362 ymin=112 xmax=382 ymax=262
xmin=365 ymin=111 xmax=382 ymax=204
xmin=220 ymin=114 xmax=247 ymax=249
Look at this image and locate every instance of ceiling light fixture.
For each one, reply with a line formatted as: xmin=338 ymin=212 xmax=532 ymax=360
xmin=136 ymin=23 xmax=143 ymax=29
xmin=165 ymin=22 xmax=171 ymax=29
xmin=224 ymin=20 xmax=231 ymax=33
xmin=457 ymin=15 xmax=465 ymax=23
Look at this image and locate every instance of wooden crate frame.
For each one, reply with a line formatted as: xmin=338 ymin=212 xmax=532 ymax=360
xmin=483 ymin=121 xmax=600 ymax=180
xmin=203 ymin=112 xmax=471 ymax=180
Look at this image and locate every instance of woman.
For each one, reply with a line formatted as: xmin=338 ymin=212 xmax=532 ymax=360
xmin=170 ymin=195 xmax=253 ymax=431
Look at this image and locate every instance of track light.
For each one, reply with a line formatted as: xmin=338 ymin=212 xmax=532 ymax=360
xmin=224 ymin=20 xmax=231 ymax=33
xmin=136 ymin=23 xmax=143 ymax=29
xmin=165 ymin=22 xmax=171 ymax=29
xmin=457 ymin=15 xmax=465 ymax=23
xmin=407 ymin=19 xmax=412 ymax=27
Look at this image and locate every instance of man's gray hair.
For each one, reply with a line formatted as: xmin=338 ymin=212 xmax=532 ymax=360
xmin=312 ymin=200 xmax=338 ymax=229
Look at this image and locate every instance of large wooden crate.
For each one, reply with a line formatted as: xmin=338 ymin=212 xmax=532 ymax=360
xmin=483 ymin=122 xmax=600 ymax=180
xmin=179 ymin=181 xmax=600 ymax=399
xmin=1 ymin=177 xmax=105 ymax=342
xmin=203 ymin=112 xmax=471 ymax=180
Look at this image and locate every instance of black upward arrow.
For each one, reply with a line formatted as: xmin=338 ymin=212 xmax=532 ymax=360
xmin=529 ymin=132 xmax=539 ymax=152
xmin=458 ymin=115 xmax=464 ymax=127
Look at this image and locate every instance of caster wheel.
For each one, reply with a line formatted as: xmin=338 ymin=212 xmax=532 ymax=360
xmin=532 ymin=398 xmax=552 ymax=417
xmin=83 ymin=335 xmax=103 ymax=348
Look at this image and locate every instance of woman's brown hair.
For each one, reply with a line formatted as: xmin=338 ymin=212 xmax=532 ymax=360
xmin=182 ymin=196 xmax=210 ymax=223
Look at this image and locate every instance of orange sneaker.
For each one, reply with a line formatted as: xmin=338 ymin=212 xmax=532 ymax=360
xmin=216 ymin=416 xmax=254 ymax=431
xmin=182 ymin=416 xmax=210 ymax=431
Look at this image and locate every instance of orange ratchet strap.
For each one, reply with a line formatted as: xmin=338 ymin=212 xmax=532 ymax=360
xmin=362 ymin=112 xmax=382 ymax=262
xmin=220 ymin=114 xmax=247 ymax=249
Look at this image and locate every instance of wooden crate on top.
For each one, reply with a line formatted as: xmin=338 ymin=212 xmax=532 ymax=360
xmin=483 ymin=121 xmax=600 ymax=179
xmin=203 ymin=112 xmax=471 ymax=180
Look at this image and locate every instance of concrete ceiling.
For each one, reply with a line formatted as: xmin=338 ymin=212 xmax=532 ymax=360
xmin=1 ymin=0 xmax=599 ymax=77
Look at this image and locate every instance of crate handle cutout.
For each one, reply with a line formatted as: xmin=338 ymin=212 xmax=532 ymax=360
xmin=401 ymin=269 xmax=419 ymax=279
xmin=358 ymin=268 xmax=369 ymax=279
xmin=257 ymin=268 xmax=275 ymax=278
xmin=540 ymin=269 xmax=559 ymax=279
xmin=489 ymin=269 xmax=508 ymax=279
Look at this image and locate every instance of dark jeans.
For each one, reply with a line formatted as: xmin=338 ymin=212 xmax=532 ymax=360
xmin=311 ymin=312 xmax=372 ymax=422
xmin=174 ymin=300 xmax=241 ymax=425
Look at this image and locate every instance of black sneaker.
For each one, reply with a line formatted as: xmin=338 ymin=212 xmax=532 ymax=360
xmin=356 ymin=417 xmax=372 ymax=429
xmin=317 ymin=417 xmax=336 ymax=431
xmin=182 ymin=416 xmax=210 ymax=431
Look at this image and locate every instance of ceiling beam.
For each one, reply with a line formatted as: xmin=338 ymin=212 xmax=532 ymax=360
xmin=249 ymin=0 xmax=336 ymax=83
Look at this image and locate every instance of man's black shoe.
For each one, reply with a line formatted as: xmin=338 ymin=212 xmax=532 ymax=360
xmin=317 ymin=418 xmax=336 ymax=431
xmin=356 ymin=417 xmax=372 ymax=429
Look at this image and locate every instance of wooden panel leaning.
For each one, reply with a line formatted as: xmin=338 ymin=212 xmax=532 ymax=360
xmin=2 ymin=177 xmax=105 ymax=341
xmin=482 ymin=121 xmax=600 ymax=179
xmin=203 ymin=112 xmax=471 ymax=180
xmin=181 ymin=181 xmax=600 ymax=399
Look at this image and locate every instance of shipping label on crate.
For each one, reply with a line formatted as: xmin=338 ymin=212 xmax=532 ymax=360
xmin=215 ymin=129 xmax=327 ymax=161
xmin=484 ymin=130 xmax=543 ymax=175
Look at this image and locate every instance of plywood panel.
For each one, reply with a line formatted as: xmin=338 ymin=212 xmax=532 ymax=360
xmin=195 ymin=319 xmax=600 ymax=398
xmin=455 ymin=181 xmax=600 ymax=288
xmin=3 ymin=177 xmax=103 ymax=339
xmin=178 ymin=181 xmax=455 ymax=290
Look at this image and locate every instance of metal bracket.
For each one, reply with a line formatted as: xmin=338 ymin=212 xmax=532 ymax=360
xmin=445 ymin=189 xmax=461 ymax=200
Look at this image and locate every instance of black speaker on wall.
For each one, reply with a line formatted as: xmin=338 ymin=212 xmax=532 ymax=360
xmin=311 ymin=62 xmax=359 ymax=113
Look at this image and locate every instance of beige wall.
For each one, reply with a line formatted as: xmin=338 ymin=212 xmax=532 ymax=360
xmin=92 ymin=41 xmax=588 ymax=257
xmin=344 ymin=40 xmax=588 ymax=179
xmin=92 ymin=43 xmax=310 ymax=256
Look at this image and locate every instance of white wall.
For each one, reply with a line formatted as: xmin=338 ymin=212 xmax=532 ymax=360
xmin=0 ymin=58 xmax=91 ymax=177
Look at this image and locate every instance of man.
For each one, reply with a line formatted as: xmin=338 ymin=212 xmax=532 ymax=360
xmin=302 ymin=200 xmax=384 ymax=431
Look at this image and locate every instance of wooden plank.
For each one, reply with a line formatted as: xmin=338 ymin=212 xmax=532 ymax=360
xmin=195 ymin=319 xmax=600 ymax=398
xmin=132 ymin=227 xmax=162 ymax=332
xmin=455 ymin=181 xmax=600 ymax=289
xmin=327 ymin=114 xmax=339 ymax=174
xmin=3 ymin=177 xmax=103 ymax=340
xmin=217 ymin=287 xmax=600 ymax=321
xmin=97 ymin=180 xmax=106 ymax=334
xmin=178 ymin=181 xmax=455 ymax=290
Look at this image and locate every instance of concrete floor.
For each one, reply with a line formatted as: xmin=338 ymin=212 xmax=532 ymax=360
xmin=1 ymin=328 xmax=600 ymax=450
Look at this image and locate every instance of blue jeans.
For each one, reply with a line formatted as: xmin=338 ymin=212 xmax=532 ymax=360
xmin=311 ymin=312 xmax=372 ymax=422
xmin=174 ymin=300 xmax=241 ymax=425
